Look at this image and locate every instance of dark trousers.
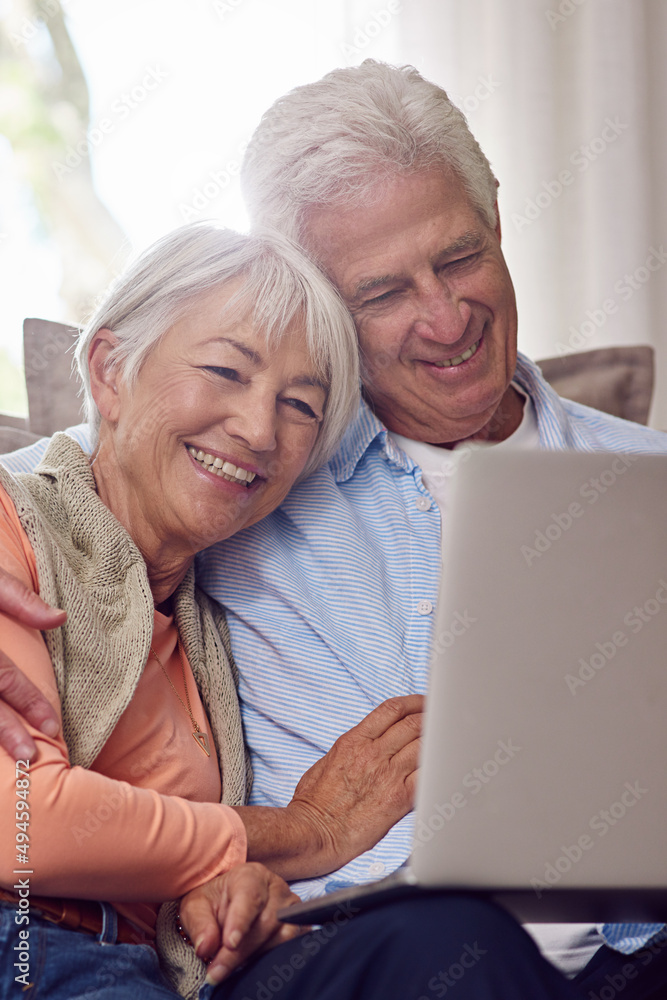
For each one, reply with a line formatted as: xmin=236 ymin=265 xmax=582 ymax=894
xmin=213 ymin=896 xmax=667 ymax=1000
xmin=571 ymin=933 xmax=667 ymax=1000
xmin=213 ymin=895 xmax=575 ymax=1000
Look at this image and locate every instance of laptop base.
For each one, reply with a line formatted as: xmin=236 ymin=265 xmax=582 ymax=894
xmin=280 ymin=882 xmax=667 ymax=926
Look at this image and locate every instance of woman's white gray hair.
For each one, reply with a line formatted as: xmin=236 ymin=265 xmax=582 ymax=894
xmin=75 ymin=223 xmax=360 ymax=480
xmin=241 ymin=59 xmax=498 ymax=245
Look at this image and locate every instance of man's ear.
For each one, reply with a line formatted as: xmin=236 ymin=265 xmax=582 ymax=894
xmin=88 ymin=329 xmax=121 ymax=423
xmin=494 ymin=197 xmax=502 ymax=243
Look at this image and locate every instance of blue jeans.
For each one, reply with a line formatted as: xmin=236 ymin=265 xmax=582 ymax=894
xmin=0 ymin=900 xmax=199 ymax=1000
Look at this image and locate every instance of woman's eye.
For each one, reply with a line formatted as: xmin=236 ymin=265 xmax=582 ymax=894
xmin=203 ymin=366 xmax=239 ymax=381
xmin=285 ymin=397 xmax=319 ymax=419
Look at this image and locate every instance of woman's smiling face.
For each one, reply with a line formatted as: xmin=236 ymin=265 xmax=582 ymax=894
xmin=92 ymin=280 xmax=328 ymax=558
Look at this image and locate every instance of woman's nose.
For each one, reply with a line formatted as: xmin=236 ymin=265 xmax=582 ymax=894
xmin=223 ymin=400 xmax=277 ymax=453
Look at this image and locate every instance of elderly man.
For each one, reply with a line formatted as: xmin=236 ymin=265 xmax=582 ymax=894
xmin=3 ymin=61 xmax=667 ymax=998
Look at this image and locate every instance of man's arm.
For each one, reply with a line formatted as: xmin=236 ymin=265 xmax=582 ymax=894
xmin=0 ymin=566 xmax=62 ymax=758
xmin=233 ymin=695 xmax=422 ymax=880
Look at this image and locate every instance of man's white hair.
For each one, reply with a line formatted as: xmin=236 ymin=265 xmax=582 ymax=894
xmin=75 ymin=223 xmax=360 ymax=480
xmin=241 ymin=59 xmax=499 ymax=244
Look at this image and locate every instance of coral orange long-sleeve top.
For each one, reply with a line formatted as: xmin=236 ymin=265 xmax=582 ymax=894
xmin=0 ymin=483 xmax=247 ymax=940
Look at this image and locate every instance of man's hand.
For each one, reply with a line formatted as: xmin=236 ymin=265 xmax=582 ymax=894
xmin=289 ymin=694 xmax=423 ymax=871
xmin=0 ymin=567 xmax=63 ymax=758
xmin=234 ymin=694 xmax=423 ymax=879
xmin=179 ymin=863 xmax=305 ymax=986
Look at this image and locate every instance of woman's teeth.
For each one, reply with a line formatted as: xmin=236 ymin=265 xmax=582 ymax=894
xmin=188 ymin=447 xmax=257 ymax=485
xmin=432 ymin=338 xmax=480 ymax=368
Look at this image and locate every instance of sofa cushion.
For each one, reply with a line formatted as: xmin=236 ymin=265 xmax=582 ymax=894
xmin=23 ymin=318 xmax=84 ymax=436
xmin=537 ymin=346 xmax=654 ymax=426
xmin=0 ymin=426 xmax=42 ymax=453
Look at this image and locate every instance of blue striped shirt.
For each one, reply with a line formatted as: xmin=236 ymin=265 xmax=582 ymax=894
xmin=3 ymin=352 xmax=667 ymax=955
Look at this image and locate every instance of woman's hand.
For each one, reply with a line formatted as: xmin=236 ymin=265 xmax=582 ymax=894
xmin=179 ymin=862 xmax=305 ymax=986
xmin=0 ymin=567 xmax=63 ymax=758
xmin=233 ymin=694 xmax=423 ymax=880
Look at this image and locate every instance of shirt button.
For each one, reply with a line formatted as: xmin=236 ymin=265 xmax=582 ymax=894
xmin=368 ymin=861 xmax=385 ymax=877
xmin=417 ymin=600 xmax=433 ymax=616
xmin=415 ymin=497 xmax=431 ymax=511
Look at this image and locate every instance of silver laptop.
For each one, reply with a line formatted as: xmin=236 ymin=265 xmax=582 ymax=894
xmin=280 ymin=448 xmax=667 ymax=925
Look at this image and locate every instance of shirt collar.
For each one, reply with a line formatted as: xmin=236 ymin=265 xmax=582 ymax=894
xmin=328 ymin=351 xmax=573 ymax=483
xmin=513 ymin=351 xmax=574 ymax=448
xmin=329 ymin=397 xmax=415 ymax=483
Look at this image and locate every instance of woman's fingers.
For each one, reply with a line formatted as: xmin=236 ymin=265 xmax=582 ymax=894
xmin=205 ymin=921 xmax=303 ymax=986
xmin=179 ymin=883 xmax=225 ymax=961
xmin=184 ymin=865 xmax=299 ymax=986
xmin=220 ymin=864 xmax=271 ymax=951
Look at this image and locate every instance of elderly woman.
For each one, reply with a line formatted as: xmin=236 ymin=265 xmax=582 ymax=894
xmin=0 ymin=224 xmax=574 ymax=1000
xmin=0 ymin=224 xmax=422 ymax=999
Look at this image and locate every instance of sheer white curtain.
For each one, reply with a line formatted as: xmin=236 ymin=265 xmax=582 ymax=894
xmin=389 ymin=0 xmax=667 ymax=427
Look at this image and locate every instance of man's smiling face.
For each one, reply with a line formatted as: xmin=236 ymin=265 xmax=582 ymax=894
xmin=304 ymin=167 xmax=522 ymax=446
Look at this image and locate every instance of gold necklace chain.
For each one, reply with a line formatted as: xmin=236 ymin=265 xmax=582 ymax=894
xmin=150 ymin=642 xmax=211 ymax=757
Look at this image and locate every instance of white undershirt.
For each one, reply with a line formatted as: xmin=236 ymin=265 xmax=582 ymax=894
xmin=390 ymin=385 xmax=602 ymax=978
xmin=391 ymin=383 xmax=540 ymax=554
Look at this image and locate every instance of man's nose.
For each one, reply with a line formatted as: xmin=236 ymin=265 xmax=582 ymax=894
xmin=412 ymin=277 xmax=472 ymax=344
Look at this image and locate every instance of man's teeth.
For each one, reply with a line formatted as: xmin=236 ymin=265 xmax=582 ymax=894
xmin=188 ymin=447 xmax=257 ymax=484
xmin=432 ymin=339 xmax=480 ymax=368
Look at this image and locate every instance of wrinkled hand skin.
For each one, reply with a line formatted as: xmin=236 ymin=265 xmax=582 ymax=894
xmin=232 ymin=695 xmax=424 ymax=881
xmin=179 ymin=863 xmax=306 ymax=986
xmin=0 ymin=567 xmax=63 ymax=759
xmin=287 ymin=694 xmax=424 ymax=874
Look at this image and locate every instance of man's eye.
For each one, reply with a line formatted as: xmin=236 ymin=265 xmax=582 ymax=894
xmin=442 ymin=252 xmax=481 ymax=271
xmin=365 ymin=289 xmax=398 ymax=306
xmin=203 ymin=366 xmax=239 ymax=381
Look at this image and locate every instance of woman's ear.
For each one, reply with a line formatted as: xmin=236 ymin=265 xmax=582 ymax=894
xmin=88 ymin=329 xmax=121 ymax=423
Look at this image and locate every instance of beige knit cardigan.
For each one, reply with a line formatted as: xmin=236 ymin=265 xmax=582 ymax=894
xmin=0 ymin=433 xmax=250 ymax=998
